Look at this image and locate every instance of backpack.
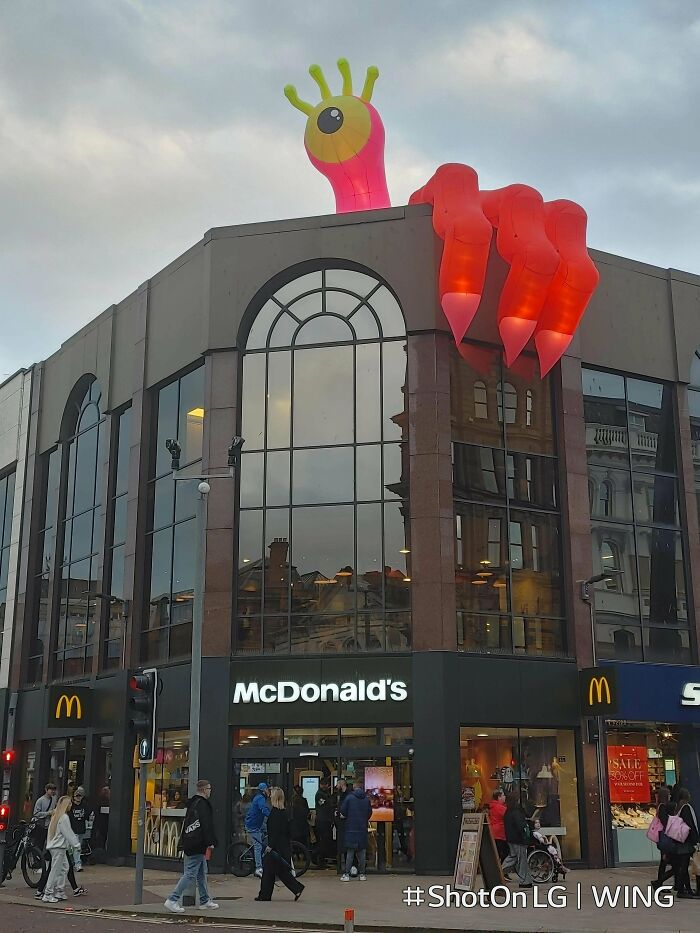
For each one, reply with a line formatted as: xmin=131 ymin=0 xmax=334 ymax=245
xmin=180 ymin=801 xmax=204 ymax=852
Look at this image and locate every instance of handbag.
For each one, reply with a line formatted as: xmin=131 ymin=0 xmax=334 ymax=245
xmin=657 ymin=831 xmax=678 ymax=856
xmin=666 ymin=813 xmax=691 ymax=844
xmin=646 ymin=815 xmax=663 ymax=844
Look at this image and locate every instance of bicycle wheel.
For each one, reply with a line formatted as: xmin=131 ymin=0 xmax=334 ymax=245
xmin=527 ymin=849 xmax=554 ymax=883
xmin=290 ymin=841 xmax=310 ymax=878
xmin=21 ymin=846 xmax=49 ymax=889
xmin=227 ymin=841 xmax=255 ymax=877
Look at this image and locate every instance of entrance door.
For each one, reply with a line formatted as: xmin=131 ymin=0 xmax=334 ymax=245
xmin=231 ymin=758 xmax=282 ymax=841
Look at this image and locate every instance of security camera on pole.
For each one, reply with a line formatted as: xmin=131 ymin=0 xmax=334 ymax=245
xmin=165 ymin=434 xmax=244 ymax=903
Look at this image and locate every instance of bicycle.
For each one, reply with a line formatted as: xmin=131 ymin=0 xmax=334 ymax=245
xmin=1 ymin=818 xmax=51 ymax=888
xmin=227 ymin=834 xmax=310 ymax=878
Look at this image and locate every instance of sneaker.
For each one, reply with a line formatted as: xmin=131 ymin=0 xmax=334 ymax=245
xmin=359 ymin=874 xmax=367 ymax=881
xmin=35 ymin=890 xmax=44 ymax=899
xmin=74 ymin=865 xmax=83 ymax=872
xmin=199 ymin=900 xmax=220 ymax=909
xmin=42 ymin=895 xmax=58 ymax=903
xmin=56 ymin=893 xmax=68 ymax=900
xmin=164 ymin=899 xmax=185 ymax=913
xmin=254 ymin=868 xmax=263 ymax=878
xmin=73 ymin=887 xmax=87 ymax=896
xmin=350 ymin=866 xmax=358 ymax=877
xmin=341 ymin=874 xmax=350 ymax=882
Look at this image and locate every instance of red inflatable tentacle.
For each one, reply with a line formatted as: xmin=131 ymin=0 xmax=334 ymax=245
xmin=410 ymin=164 xmax=492 ymax=345
xmin=480 ymin=185 xmax=560 ymax=367
xmin=534 ymin=200 xmax=600 ymax=375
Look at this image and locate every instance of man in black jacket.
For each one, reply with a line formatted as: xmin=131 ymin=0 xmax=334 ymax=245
xmin=164 ymin=779 xmax=219 ymax=913
xmin=314 ymin=779 xmax=335 ymax=870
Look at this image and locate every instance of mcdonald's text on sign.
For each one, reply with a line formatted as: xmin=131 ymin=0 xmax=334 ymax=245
xmin=48 ymin=685 xmax=91 ymax=727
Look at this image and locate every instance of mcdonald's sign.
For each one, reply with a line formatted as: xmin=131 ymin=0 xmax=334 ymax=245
xmin=48 ymin=685 xmax=91 ymax=727
xmin=580 ymin=667 xmax=617 ymax=715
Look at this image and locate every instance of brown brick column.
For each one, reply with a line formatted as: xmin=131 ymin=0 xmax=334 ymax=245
xmin=556 ymin=353 xmax=604 ymax=867
xmin=408 ymin=331 xmax=457 ymax=651
xmin=200 ymin=350 xmax=239 ymax=657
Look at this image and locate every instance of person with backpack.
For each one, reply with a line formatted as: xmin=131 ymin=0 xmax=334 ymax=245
xmin=245 ymin=782 xmax=271 ymax=878
xmin=339 ymin=784 xmax=372 ymax=882
xmin=671 ymin=788 xmax=699 ymax=898
xmin=502 ymin=792 xmax=534 ymax=888
xmin=164 ymin=779 xmax=219 ymax=913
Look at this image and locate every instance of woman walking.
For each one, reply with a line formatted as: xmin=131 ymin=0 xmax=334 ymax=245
xmin=42 ymin=796 xmax=81 ymax=903
xmin=502 ymin=792 xmax=534 ymax=888
xmin=651 ymin=786 xmax=674 ymax=889
xmin=672 ymin=788 xmax=699 ymax=898
xmin=255 ymin=788 xmax=304 ymax=902
xmin=484 ymin=790 xmax=508 ymax=862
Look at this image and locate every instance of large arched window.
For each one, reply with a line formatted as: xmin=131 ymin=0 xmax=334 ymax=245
xmin=236 ymin=265 xmax=411 ymax=655
xmin=54 ymin=377 xmax=106 ymax=679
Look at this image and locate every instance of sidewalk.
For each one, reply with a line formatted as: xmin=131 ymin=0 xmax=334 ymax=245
xmin=39 ymin=864 xmax=700 ymax=932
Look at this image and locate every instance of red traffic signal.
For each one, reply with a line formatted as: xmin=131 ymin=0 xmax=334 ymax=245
xmin=1 ymin=749 xmax=16 ymax=768
xmin=0 ymin=802 xmax=10 ymax=832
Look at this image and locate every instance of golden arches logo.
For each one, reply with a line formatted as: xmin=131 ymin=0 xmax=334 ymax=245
xmin=588 ymin=676 xmax=612 ymax=707
xmin=55 ymin=694 xmax=82 ymax=720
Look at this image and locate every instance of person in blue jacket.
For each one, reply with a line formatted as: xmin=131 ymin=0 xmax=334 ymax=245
xmin=245 ymin=783 xmax=271 ymax=877
xmin=340 ymin=785 xmax=372 ymax=881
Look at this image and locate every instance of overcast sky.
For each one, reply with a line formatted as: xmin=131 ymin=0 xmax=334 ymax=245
xmin=1 ymin=0 xmax=699 ymax=377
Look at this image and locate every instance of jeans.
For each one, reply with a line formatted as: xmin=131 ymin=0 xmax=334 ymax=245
xmin=73 ymin=834 xmax=84 ymax=869
xmin=168 ymin=854 xmax=211 ymax=905
xmin=249 ymin=829 xmax=266 ymax=872
xmin=44 ymin=849 xmax=69 ymax=897
xmin=502 ymin=843 xmax=533 ymax=885
xmin=344 ymin=848 xmax=366 ymax=875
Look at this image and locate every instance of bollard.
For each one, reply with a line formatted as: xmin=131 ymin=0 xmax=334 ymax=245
xmin=344 ymin=907 xmax=355 ymax=933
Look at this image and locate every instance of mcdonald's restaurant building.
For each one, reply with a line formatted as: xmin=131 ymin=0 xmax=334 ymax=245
xmin=3 ymin=205 xmax=700 ymax=872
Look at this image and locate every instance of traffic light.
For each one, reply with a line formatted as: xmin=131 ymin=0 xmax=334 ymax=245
xmin=128 ymin=668 xmax=158 ymax=763
xmin=0 ymin=802 xmax=9 ymax=833
xmin=1 ymin=749 xmax=15 ymax=768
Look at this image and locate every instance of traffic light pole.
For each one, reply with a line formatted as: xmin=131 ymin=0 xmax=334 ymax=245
xmin=134 ymin=762 xmax=148 ymax=904
xmin=188 ymin=487 xmax=207 ymax=799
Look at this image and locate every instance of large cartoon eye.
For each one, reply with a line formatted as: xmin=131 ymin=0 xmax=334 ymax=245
xmin=317 ymin=106 xmax=344 ymax=134
xmin=305 ymin=94 xmax=372 ymax=164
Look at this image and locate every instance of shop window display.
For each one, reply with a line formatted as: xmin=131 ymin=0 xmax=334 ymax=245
xmin=460 ymin=726 xmax=581 ymax=860
xmin=131 ymin=730 xmax=190 ymax=858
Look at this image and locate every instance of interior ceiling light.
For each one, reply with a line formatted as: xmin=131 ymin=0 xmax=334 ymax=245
xmin=188 ymin=407 xmax=205 ymax=418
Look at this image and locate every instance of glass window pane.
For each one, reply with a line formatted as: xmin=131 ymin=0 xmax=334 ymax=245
xmin=325 ymin=289 xmax=365 ymax=316
xmin=455 ymin=504 xmax=509 ymax=613
xmin=632 ymin=473 xmax=679 ymax=527
xmin=291 ymin=505 xmax=354 ymax=584
xmin=370 ymin=286 xmax=405 ymax=338
xmin=44 ymin=448 xmax=61 ymax=529
xmin=175 ymin=477 xmax=199 ymax=523
xmin=518 ymin=729 xmax=580 ymax=858
xmin=384 ymin=501 xmax=410 ymax=609
xmin=149 ymin=527 xmax=173 ymax=615
xmin=356 ymin=611 xmax=385 ymax=651
xmin=341 ymin=726 xmax=379 ymax=746
xmin=235 ymin=616 xmax=261 ymax=654
xmin=274 ymin=272 xmax=322 ymax=307
xmin=241 ymin=353 xmax=266 ymax=450
xmin=293 ymin=447 xmax=353 ymax=504
xmin=115 ymin=408 xmax=132 ymax=497
xmin=264 ymin=615 xmax=289 ymax=653
xmin=142 ymin=626 xmax=169 ymax=661
xmin=644 ymin=627 xmax=691 ymax=664
xmin=263 ymin=509 xmax=290 ymax=614
xmin=587 ymin=466 xmax=633 ymax=521
xmin=287 ymin=292 xmax=322 ymax=321
xmin=595 ymin=622 xmax=642 ymax=661
xmin=284 ymin=725 xmax=338 ymax=746
xmin=507 ymin=453 xmax=557 ymax=510
xmin=357 ymin=503 xmax=382 ymax=599
xmin=152 ymin=476 xmax=174 ymax=531
xmin=627 ymin=378 xmax=676 ymax=474
xmin=509 ymin=510 xmax=561 ymax=619
xmin=110 ymin=544 xmax=125 ymax=601
xmin=295 ymin=316 xmax=353 ymax=345
xmin=268 ymin=311 xmax=298 ymax=348
xmin=170 ymin=620 xmax=192 ymax=657
xmin=357 ymin=445 xmax=382 ymax=501
xmin=383 ymin=443 xmax=405 ymax=500
xmin=458 ymin=612 xmax=512 ymax=654
xmin=325 ymin=269 xmax=379 ymax=297
xmin=291 ymin=614 xmax=356 ymax=654
xmin=3 ymin=473 xmax=15 ymax=545
xmin=247 ymin=299 xmax=280 ymax=350
xmin=590 ymin=522 xmax=640 ymax=626
xmin=240 ymin=452 xmax=264 ymax=508
xmin=348 ymin=305 xmax=380 ymax=340
xmin=266 ymin=450 xmax=290 ymax=506
xmin=155 ymin=381 xmax=179 ymax=478
xmin=638 ymin=529 xmax=687 ymax=626
xmin=382 ymin=342 xmax=407 ymax=441
xmin=504 ymin=363 xmax=554 ymax=456
xmin=450 ymin=344 xmax=505 ymax=448
xmin=72 ymin=426 xmax=98 ymax=515
xmin=356 ymin=343 xmax=381 ymax=443
xmin=293 ymin=346 xmax=353 ymax=447
xmin=112 ymin=495 xmax=127 ymax=546
xmin=232 ymin=727 xmax=282 ymax=746
xmin=70 ymin=510 xmax=93 ymax=561
xmin=267 ymin=351 xmax=291 ymax=449
xmin=453 ymin=445 xmax=506 ymax=503
xmin=386 ymin=611 xmax=411 ymax=650
xmin=583 ymin=369 xmax=627 ymax=465
xmin=237 ymin=510 xmax=263 ymax=616
xmin=178 ymin=367 xmax=205 ymax=466
xmin=172 ymin=521 xmax=195 ymax=603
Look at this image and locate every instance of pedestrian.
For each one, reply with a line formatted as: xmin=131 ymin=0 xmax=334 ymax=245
xmin=36 ymin=847 xmax=88 ymax=900
xmin=335 ymin=778 xmax=350 ymax=872
xmin=651 ymin=786 xmax=675 ymax=889
xmin=164 ymin=779 xmax=220 ymax=913
xmin=245 ymin=782 xmax=271 ymax=878
xmin=32 ymin=782 xmax=57 ymax=848
xmin=290 ymin=785 xmax=311 ymax=850
xmin=42 ymin=796 xmax=81 ymax=903
xmin=69 ymin=786 xmax=91 ymax=871
xmin=255 ymin=787 xmax=304 ymax=902
xmin=484 ymin=789 xmax=509 ymax=862
xmin=339 ymin=784 xmax=372 ymax=882
xmin=314 ymin=778 xmax=334 ymax=870
xmin=92 ymin=786 xmax=110 ymax=851
xmin=671 ymin=788 xmax=699 ymax=898
xmin=502 ymin=792 xmax=534 ymax=888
